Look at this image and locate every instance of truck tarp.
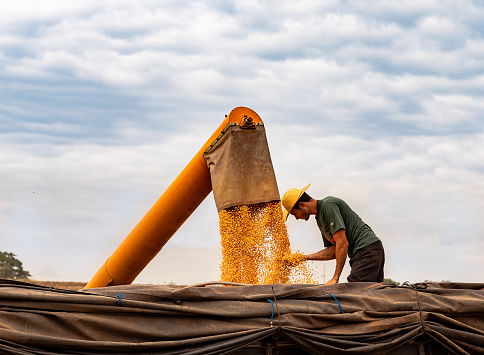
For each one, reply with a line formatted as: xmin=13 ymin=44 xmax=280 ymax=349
xmin=0 ymin=280 xmax=483 ymax=354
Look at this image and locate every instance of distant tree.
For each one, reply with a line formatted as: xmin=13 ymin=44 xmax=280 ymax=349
xmin=383 ymin=278 xmax=400 ymax=286
xmin=0 ymin=252 xmax=32 ymax=280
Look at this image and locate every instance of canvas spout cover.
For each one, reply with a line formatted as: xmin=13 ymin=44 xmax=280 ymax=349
xmin=204 ymin=124 xmax=280 ymax=211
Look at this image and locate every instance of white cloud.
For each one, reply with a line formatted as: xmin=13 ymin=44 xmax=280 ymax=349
xmin=1 ymin=0 xmax=484 ymax=285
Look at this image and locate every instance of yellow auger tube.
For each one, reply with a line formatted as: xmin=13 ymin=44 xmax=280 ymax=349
xmin=85 ymin=107 xmax=263 ymax=288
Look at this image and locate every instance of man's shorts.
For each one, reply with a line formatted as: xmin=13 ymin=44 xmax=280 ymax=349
xmin=347 ymin=240 xmax=385 ymax=282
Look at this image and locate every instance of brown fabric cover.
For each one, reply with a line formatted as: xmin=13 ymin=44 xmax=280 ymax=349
xmin=203 ymin=124 xmax=280 ymax=211
xmin=0 ymin=279 xmax=483 ymax=354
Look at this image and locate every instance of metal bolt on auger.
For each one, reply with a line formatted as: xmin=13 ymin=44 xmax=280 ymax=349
xmin=242 ymin=115 xmax=255 ymax=128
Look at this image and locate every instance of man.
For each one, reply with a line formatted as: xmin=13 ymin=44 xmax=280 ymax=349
xmin=282 ymin=184 xmax=384 ymax=285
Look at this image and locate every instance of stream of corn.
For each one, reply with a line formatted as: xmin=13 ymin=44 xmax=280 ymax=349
xmin=219 ymin=201 xmax=317 ymax=284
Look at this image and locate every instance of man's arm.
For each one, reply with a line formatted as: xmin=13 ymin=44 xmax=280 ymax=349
xmin=327 ymin=229 xmax=348 ymax=285
xmin=304 ymin=245 xmax=336 ymax=261
xmin=304 ymin=229 xmax=349 ymax=285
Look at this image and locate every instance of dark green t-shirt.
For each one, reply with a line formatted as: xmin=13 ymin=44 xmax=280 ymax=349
xmin=316 ymin=197 xmax=380 ymax=258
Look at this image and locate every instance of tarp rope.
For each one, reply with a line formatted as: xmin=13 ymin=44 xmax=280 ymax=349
xmin=267 ymin=299 xmax=275 ymax=327
xmin=328 ymin=293 xmax=344 ymax=314
xmin=271 ymin=286 xmax=281 ymax=331
xmin=404 ymin=281 xmax=468 ymax=355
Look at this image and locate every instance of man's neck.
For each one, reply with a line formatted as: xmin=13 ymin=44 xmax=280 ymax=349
xmin=307 ymin=198 xmax=318 ymax=215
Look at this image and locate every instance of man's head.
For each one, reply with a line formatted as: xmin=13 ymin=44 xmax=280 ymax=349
xmin=281 ymin=184 xmax=312 ymax=221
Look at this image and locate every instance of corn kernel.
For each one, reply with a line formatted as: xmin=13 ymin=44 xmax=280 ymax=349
xmin=219 ymin=201 xmax=317 ymax=284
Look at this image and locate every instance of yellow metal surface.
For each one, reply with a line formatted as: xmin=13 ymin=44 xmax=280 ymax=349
xmin=85 ymin=107 xmax=262 ymax=288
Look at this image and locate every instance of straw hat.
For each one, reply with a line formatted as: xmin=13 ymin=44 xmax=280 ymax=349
xmin=281 ymin=184 xmax=311 ymax=221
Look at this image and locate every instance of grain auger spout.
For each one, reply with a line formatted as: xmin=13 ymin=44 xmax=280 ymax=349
xmin=85 ymin=107 xmax=280 ymax=288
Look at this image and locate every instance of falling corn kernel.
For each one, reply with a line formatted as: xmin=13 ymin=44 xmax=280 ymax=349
xmin=219 ymin=201 xmax=317 ymax=284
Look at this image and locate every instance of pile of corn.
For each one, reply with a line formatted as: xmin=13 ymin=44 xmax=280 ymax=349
xmin=219 ymin=201 xmax=317 ymax=284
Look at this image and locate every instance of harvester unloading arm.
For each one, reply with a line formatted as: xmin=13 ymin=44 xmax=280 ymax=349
xmin=85 ymin=107 xmax=279 ymax=288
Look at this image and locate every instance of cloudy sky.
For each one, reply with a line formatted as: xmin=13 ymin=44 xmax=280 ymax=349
xmin=1 ymin=0 xmax=483 ymax=285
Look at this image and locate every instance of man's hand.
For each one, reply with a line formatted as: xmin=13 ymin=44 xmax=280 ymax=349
xmin=325 ymin=277 xmax=339 ymax=286
xmin=282 ymin=252 xmax=306 ymax=267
